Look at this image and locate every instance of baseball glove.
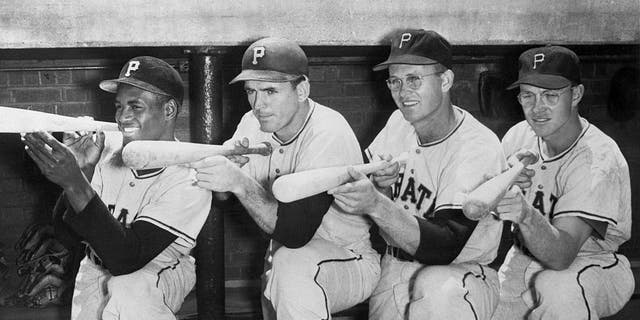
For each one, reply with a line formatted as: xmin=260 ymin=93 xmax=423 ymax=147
xmin=1 ymin=223 xmax=76 ymax=308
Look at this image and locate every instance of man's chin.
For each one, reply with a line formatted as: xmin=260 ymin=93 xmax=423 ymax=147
xmin=259 ymin=123 xmax=277 ymax=134
xmin=121 ymin=135 xmax=137 ymax=146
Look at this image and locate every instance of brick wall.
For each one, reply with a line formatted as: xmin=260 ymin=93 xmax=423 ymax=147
xmin=0 ymin=48 xmax=638 ymax=287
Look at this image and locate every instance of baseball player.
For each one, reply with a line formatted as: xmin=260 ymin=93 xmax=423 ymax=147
xmin=491 ymin=46 xmax=634 ymax=319
xmin=21 ymin=56 xmax=212 ymax=320
xmin=328 ymin=29 xmax=506 ymax=320
xmin=189 ymin=37 xmax=380 ymax=320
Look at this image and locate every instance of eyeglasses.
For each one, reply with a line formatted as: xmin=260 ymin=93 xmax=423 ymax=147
xmin=386 ymin=72 xmax=443 ymax=91
xmin=517 ymin=87 xmax=572 ymax=107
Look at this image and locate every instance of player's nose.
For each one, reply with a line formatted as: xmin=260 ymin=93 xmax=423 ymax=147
xmin=252 ymin=93 xmax=267 ymax=110
xmin=532 ymin=95 xmax=547 ymax=111
xmin=117 ymin=106 xmax=134 ymax=122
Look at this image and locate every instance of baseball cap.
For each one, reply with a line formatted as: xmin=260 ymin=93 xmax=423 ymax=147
xmin=99 ymin=56 xmax=184 ymax=104
xmin=507 ymin=46 xmax=581 ymax=90
xmin=229 ymin=37 xmax=308 ymax=84
xmin=373 ymin=29 xmax=452 ymax=71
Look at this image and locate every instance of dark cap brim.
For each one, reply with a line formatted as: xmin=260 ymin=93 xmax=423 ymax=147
xmin=229 ymin=70 xmax=302 ymax=84
xmin=507 ymin=74 xmax=573 ymax=90
xmin=99 ymin=78 xmax=171 ymax=97
xmin=372 ymin=54 xmax=439 ymax=71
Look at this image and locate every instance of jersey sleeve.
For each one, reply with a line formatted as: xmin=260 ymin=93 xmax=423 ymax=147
xmin=501 ymin=121 xmax=536 ymax=159
xmin=552 ymin=152 xmax=626 ymax=227
xmin=90 ymin=162 xmax=104 ymax=195
xmin=134 ymin=168 xmax=212 ymax=249
xmin=295 ymin=116 xmax=363 ymax=171
xmin=366 ymin=110 xmax=408 ymax=162
xmin=435 ymin=139 xmax=506 ymax=212
xmin=225 ymin=111 xmax=256 ymax=146
xmin=91 ymin=131 xmax=123 ymax=195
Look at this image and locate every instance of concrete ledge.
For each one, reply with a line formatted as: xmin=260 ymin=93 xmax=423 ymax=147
xmin=1 ymin=0 xmax=638 ymax=48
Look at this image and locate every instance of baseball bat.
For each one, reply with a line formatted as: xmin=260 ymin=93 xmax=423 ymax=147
xmin=122 ymin=140 xmax=273 ymax=169
xmin=462 ymin=153 xmax=539 ymax=220
xmin=0 ymin=106 xmax=119 ymax=133
xmin=272 ymin=152 xmax=409 ymax=203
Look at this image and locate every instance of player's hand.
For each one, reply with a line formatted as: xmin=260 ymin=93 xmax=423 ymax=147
xmin=328 ymin=167 xmax=383 ymax=215
xmin=508 ymin=149 xmax=537 ymax=190
xmin=495 ymin=185 xmax=533 ymax=224
xmin=226 ymin=138 xmax=250 ymax=168
xmin=62 ymin=130 xmax=105 ymax=170
xmin=21 ymin=132 xmax=86 ymax=189
xmin=371 ymin=154 xmax=400 ymax=189
xmin=189 ymin=155 xmax=247 ymax=194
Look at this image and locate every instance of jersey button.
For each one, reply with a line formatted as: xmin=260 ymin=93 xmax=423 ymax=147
xmin=538 ymin=184 xmax=543 ymax=189
xmin=404 ymin=205 xmax=409 ymax=209
xmin=415 ymin=149 xmax=421 ymax=154
xmin=279 ymin=148 xmax=284 ymax=154
xmin=129 ymin=181 xmax=135 ymax=187
xmin=541 ymin=165 xmax=547 ymax=170
xmin=275 ymin=169 xmax=280 ymax=174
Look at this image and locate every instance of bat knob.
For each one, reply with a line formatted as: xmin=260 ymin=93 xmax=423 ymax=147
xmin=462 ymin=199 xmax=490 ymax=221
xmin=260 ymin=142 xmax=273 ymax=156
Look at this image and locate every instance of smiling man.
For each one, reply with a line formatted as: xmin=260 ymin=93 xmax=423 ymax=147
xmin=190 ymin=37 xmax=380 ymax=319
xmin=328 ymin=29 xmax=506 ymax=320
xmin=22 ymin=56 xmax=211 ymax=320
xmin=492 ymin=46 xmax=634 ymax=320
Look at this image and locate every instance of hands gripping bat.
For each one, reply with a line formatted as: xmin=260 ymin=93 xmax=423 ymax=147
xmin=121 ymin=140 xmax=272 ymax=169
xmin=462 ymin=152 xmax=539 ymax=220
xmin=0 ymin=106 xmax=118 ymax=133
xmin=272 ymin=152 xmax=409 ymax=203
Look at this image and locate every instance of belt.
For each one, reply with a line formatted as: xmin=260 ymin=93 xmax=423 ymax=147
xmin=85 ymin=244 xmax=104 ymax=267
xmin=385 ymin=246 xmax=414 ymax=262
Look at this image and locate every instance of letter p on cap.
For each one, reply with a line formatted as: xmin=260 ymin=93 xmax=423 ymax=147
xmin=399 ymin=33 xmax=411 ymax=48
xmin=252 ymin=47 xmax=265 ymax=65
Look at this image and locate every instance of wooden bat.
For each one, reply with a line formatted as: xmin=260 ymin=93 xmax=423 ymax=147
xmin=272 ymin=152 xmax=409 ymax=203
xmin=462 ymin=153 xmax=539 ymax=220
xmin=0 ymin=106 xmax=118 ymax=133
xmin=122 ymin=140 xmax=273 ymax=169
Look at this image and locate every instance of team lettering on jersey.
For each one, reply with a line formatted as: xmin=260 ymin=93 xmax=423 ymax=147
xmin=529 ymin=190 xmax=559 ymax=219
xmin=391 ymin=171 xmax=434 ymax=216
xmin=108 ymin=204 xmax=130 ymax=228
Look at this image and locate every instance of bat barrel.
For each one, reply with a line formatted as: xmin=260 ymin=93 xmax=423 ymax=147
xmin=0 ymin=106 xmax=119 ymax=133
xmin=122 ymin=140 xmax=273 ymax=169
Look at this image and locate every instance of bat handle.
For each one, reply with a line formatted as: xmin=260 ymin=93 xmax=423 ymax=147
xmin=232 ymin=142 xmax=273 ymax=156
xmin=355 ymin=152 xmax=409 ymax=175
xmin=513 ymin=151 xmax=539 ymax=167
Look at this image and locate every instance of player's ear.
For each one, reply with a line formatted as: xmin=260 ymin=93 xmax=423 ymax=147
xmin=163 ymin=98 xmax=178 ymax=121
xmin=295 ymin=76 xmax=310 ymax=102
xmin=440 ymin=69 xmax=454 ymax=93
xmin=570 ymin=84 xmax=584 ymax=109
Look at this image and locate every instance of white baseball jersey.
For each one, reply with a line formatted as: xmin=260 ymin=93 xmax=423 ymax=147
xmin=227 ymin=99 xmax=373 ymax=252
xmin=502 ymin=118 xmax=631 ymax=253
xmin=90 ymin=132 xmax=212 ymax=258
xmin=366 ymin=107 xmax=506 ymax=265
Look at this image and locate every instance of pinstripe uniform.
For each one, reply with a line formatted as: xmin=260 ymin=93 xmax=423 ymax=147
xmin=494 ymin=118 xmax=634 ymax=320
xmin=365 ymin=107 xmax=506 ymax=320
xmin=229 ymin=99 xmax=380 ymax=320
xmin=71 ymin=132 xmax=212 ymax=320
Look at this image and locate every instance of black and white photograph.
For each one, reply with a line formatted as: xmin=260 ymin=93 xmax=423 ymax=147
xmin=0 ymin=1 xmax=638 ymax=319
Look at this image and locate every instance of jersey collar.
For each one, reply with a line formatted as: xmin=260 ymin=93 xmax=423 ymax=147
xmin=537 ymin=117 xmax=590 ymax=163
xmin=271 ymin=99 xmax=316 ymax=146
xmin=131 ymin=167 xmax=166 ymax=179
xmin=416 ymin=106 xmax=465 ymax=147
